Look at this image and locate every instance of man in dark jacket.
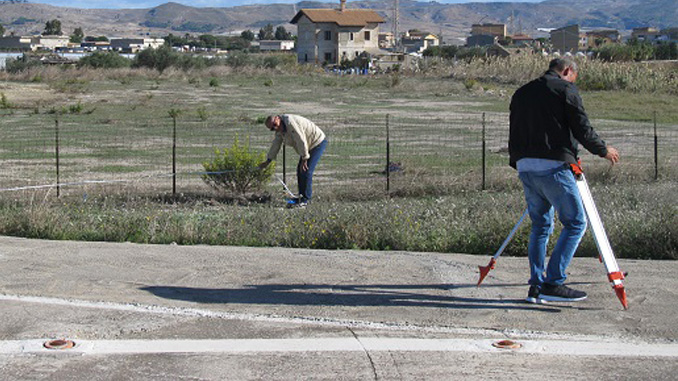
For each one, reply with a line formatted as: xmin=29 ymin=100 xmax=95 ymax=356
xmin=509 ymin=58 xmax=619 ymax=304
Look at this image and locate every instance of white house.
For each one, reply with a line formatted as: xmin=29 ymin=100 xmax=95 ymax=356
xmin=259 ymin=40 xmax=295 ymax=52
xmin=290 ymin=0 xmax=384 ymax=65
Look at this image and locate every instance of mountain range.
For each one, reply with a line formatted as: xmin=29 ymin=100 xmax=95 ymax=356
xmin=0 ymin=0 xmax=675 ymax=43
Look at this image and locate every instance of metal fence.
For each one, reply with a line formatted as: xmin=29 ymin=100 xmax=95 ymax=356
xmin=0 ymin=110 xmax=676 ymax=200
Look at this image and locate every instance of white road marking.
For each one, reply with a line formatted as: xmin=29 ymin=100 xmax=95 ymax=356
xmin=1 ymin=293 xmax=676 ymax=358
xmin=0 ymin=338 xmax=676 ymax=357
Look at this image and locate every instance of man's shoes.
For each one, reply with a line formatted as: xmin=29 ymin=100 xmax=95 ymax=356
xmin=539 ymin=283 xmax=587 ymax=302
xmin=286 ymin=198 xmax=308 ymax=209
xmin=525 ymin=285 xmax=543 ymax=304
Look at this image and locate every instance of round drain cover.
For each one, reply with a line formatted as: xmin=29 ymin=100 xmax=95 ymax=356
xmin=492 ymin=340 xmax=522 ymax=349
xmin=44 ymin=339 xmax=75 ymax=350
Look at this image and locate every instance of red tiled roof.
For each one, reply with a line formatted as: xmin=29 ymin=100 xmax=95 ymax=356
xmin=290 ymin=9 xmax=385 ymax=26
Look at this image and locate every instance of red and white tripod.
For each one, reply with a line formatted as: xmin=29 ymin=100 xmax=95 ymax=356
xmin=477 ymin=162 xmax=629 ymax=309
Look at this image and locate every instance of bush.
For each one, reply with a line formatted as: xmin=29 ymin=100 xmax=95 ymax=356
xmin=77 ymin=52 xmax=131 ymax=69
xmin=202 ymin=135 xmax=275 ymax=196
xmin=4 ymin=54 xmax=41 ymax=73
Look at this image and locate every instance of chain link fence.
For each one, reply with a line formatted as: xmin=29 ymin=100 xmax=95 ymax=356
xmin=0 ymin=110 xmax=676 ymax=200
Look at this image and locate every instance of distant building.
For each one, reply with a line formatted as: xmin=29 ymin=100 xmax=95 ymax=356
xmin=110 ymin=38 xmax=164 ymax=53
xmin=662 ymin=27 xmax=678 ymax=43
xmin=632 ymin=27 xmax=662 ymax=43
xmin=290 ymin=0 xmax=385 ymax=65
xmin=0 ymin=36 xmax=33 ymax=51
xmin=467 ymin=34 xmax=497 ymax=47
xmin=550 ymin=25 xmax=580 ymax=53
xmin=378 ymin=32 xmax=395 ymax=49
xmin=259 ymin=40 xmax=295 ymax=52
xmin=471 ymin=24 xmax=507 ymax=38
xmin=511 ymin=34 xmax=536 ymax=47
xmin=32 ymin=35 xmax=70 ymax=51
xmin=585 ymin=29 xmax=621 ymax=48
xmin=401 ymin=30 xmax=439 ymax=53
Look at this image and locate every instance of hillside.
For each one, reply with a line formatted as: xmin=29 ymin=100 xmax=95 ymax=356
xmin=0 ymin=0 xmax=674 ymax=41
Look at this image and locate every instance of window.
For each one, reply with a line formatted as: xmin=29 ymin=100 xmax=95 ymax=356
xmin=324 ymin=30 xmax=332 ymax=41
xmin=364 ymin=31 xmax=371 ymax=41
xmin=349 ymin=32 xmax=354 ymax=41
xmin=324 ymin=52 xmax=332 ymax=62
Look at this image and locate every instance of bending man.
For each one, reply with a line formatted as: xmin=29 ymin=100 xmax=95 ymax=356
xmin=259 ymin=114 xmax=328 ymax=207
xmin=509 ymin=58 xmax=620 ymax=304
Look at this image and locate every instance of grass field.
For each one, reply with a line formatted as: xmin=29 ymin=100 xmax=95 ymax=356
xmin=0 ymin=60 xmax=676 ymax=259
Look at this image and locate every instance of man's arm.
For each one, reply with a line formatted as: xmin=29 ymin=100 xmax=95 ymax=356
xmin=565 ymin=85 xmax=608 ymax=157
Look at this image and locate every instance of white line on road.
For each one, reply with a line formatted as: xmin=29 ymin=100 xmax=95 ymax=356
xmin=1 ymin=338 xmax=677 ymax=357
xmin=2 ymin=293 xmax=676 ymax=358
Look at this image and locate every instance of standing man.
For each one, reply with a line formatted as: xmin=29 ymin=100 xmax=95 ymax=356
xmin=259 ymin=114 xmax=328 ymax=208
xmin=509 ymin=58 xmax=620 ymax=304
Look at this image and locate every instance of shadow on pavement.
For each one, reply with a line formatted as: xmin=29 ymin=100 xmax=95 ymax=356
xmin=141 ymin=283 xmax=561 ymax=312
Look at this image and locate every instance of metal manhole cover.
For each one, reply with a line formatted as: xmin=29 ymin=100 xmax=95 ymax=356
xmin=44 ymin=339 xmax=75 ymax=350
xmin=492 ymin=340 xmax=522 ymax=349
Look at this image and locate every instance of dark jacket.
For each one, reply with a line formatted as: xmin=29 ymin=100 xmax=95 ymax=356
xmin=509 ymin=70 xmax=608 ymax=168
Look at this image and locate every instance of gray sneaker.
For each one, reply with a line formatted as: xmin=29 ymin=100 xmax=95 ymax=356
xmin=539 ymin=284 xmax=587 ymax=302
xmin=525 ymin=285 xmax=545 ymax=304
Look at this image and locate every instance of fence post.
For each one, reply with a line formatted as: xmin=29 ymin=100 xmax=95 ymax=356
xmin=55 ymin=117 xmax=60 ymax=198
xmin=654 ymin=111 xmax=658 ymax=181
xmin=386 ymin=114 xmax=390 ymax=194
xmin=172 ymin=114 xmax=177 ymax=196
xmin=481 ymin=112 xmax=486 ymax=191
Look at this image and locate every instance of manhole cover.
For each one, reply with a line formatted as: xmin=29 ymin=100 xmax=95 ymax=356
xmin=44 ymin=339 xmax=75 ymax=350
xmin=492 ymin=340 xmax=522 ymax=349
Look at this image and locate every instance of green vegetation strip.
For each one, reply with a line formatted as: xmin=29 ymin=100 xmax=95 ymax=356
xmin=0 ymin=182 xmax=674 ymax=260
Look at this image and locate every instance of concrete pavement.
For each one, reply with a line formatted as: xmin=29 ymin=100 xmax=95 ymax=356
xmin=0 ymin=236 xmax=676 ymax=380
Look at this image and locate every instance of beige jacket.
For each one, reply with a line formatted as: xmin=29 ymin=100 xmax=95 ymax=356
xmin=266 ymin=114 xmax=326 ymax=161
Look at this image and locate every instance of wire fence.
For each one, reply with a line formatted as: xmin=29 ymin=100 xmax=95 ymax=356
xmin=0 ymin=110 xmax=676 ymax=200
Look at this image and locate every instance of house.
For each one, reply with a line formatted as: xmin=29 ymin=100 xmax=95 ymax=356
xmin=32 ymin=35 xmax=70 ymax=51
xmin=401 ymin=30 xmax=439 ymax=53
xmin=109 ymin=38 xmax=164 ymax=53
xmin=471 ymin=24 xmax=507 ymax=38
xmin=511 ymin=34 xmax=536 ymax=47
xmin=550 ymin=25 xmax=580 ymax=53
xmin=259 ymin=40 xmax=295 ymax=52
xmin=585 ymin=29 xmax=621 ymax=48
xmin=290 ymin=0 xmax=385 ymax=65
xmin=378 ymin=32 xmax=395 ymax=49
xmin=632 ymin=27 xmax=662 ymax=43
xmin=467 ymin=34 xmax=497 ymax=47
xmin=0 ymin=36 xmax=33 ymax=51
xmin=662 ymin=27 xmax=678 ymax=43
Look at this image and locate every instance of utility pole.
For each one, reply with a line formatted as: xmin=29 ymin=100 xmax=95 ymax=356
xmin=393 ymin=0 xmax=399 ymax=51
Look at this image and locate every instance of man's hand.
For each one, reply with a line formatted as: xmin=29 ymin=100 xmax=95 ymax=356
xmin=300 ymin=159 xmax=309 ymax=172
xmin=604 ymin=146 xmax=620 ymax=165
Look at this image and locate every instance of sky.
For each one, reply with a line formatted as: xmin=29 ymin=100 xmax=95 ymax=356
xmin=26 ymin=0 xmax=545 ymax=10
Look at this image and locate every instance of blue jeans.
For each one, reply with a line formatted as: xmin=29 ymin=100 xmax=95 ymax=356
xmin=297 ymin=139 xmax=328 ymax=202
xmin=518 ymin=165 xmax=587 ymax=286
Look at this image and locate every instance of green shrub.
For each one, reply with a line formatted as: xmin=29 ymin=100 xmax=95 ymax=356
xmin=0 ymin=92 xmax=12 ymax=109
xmin=209 ymin=77 xmax=219 ymax=87
xmin=77 ymin=51 xmax=131 ymax=69
xmin=4 ymin=55 xmax=41 ymax=73
xmin=202 ymin=135 xmax=275 ymax=196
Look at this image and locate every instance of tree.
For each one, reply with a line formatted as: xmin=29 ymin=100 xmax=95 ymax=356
xmin=241 ymin=30 xmax=255 ymax=41
xmin=258 ymin=24 xmax=274 ymax=40
xmin=274 ymin=26 xmax=292 ymax=40
xmin=0 ymin=23 xmax=5 ymax=37
xmin=43 ymin=19 xmax=62 ymax=35
xmin=70 ymin=27 xmax=84 ymax=43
